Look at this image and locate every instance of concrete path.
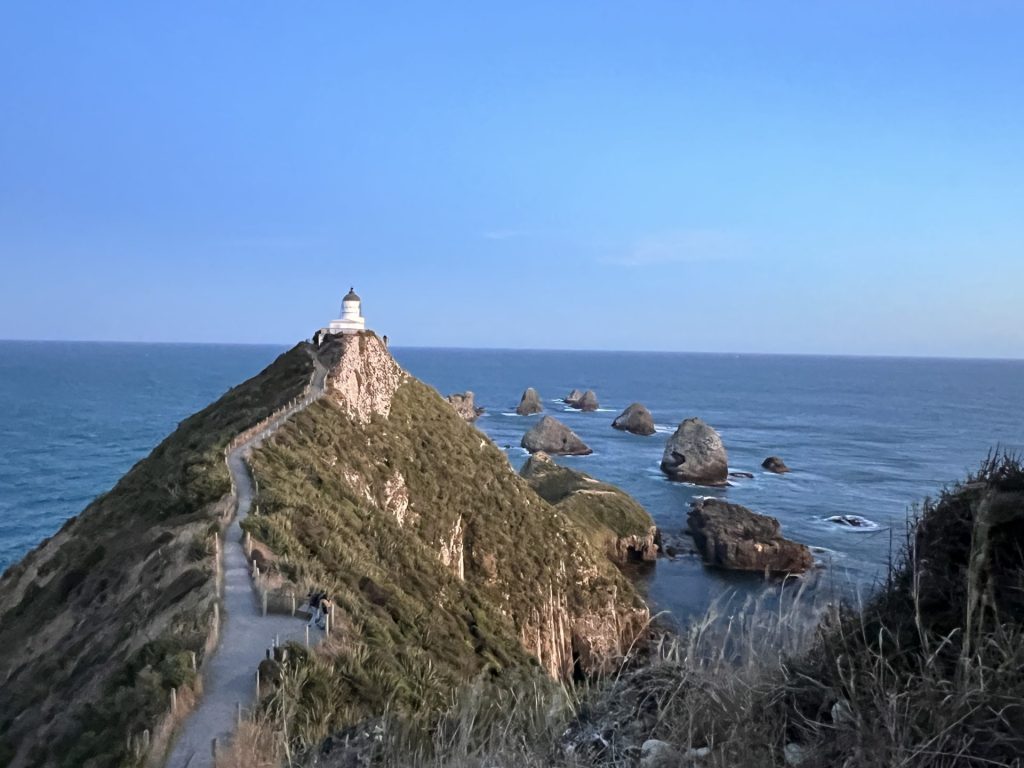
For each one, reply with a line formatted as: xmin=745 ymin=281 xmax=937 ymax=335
xmin=165 ymin=356 xmax=328 ymax=768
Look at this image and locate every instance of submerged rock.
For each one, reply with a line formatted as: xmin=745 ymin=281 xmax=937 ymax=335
xmin=827 ymin=514 xmax=877 ymax=529
xmin=521 ymin=452 xmax=657 ymax=564
xmin=687 ymin=498 xmax=813 ymax=573
xmin=612 ymin=403 xmax=655 ymax=436
xmin=729 ymin=471 xmax=755 ymax=479
xmin=516 ymin=387 xmax=543 ymax=416
xmin=660 ymin=418 xmax=729 ymax=486
xmin=762 ymin=455 xmax=791 ymax=473
xmin=446 ymin=391 xmax=484 ymax=421
xmin=522 ymin=416 xmax=592 ymax=456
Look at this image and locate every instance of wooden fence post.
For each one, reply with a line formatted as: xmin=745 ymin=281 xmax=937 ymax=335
xmin=211 ymin=737 xmax=218 ymax=759
xmin=255 ymin=668 xmax=260 ymax=699
xmin=190 ymin=651 xmax=197 ymax=671
xmin=237 ymin=700 xmax=243 ymax=727
xmin=262 ymin=588 xmax=268 ymax=617
xmin=170 ymin=687 xmax=177 ymax=713
xmin=291 ymin=593 xmax=296 ymax=616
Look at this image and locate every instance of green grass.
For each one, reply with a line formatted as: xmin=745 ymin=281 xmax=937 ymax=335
xmin=240 ymin=373 xmax=649 ymax=758
xmin=0 ymin=343 xmax=314 ymax=768
xmin=520 ymin=455 xmax=655 ymax=563
xmin=330 ymin=454 xmax=1024 ymax=768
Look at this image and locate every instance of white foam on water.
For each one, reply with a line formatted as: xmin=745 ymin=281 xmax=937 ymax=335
xmin=824 ymin=514 xmax=882 ymax=532
xmin=653 ymin=424 xmax=674 ymax=434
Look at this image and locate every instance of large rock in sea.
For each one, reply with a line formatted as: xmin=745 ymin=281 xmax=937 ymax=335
xmin=522 ymin=415 xmax=592 ymax=456
xmin=564 ymin=388 xmax=585 ymax=406
xmin=687 ymin=498 xmax=813 ymax=573
xmin=762 ymin=455 xmax=790 ymax=474
xmin=521 ymin=452 xmax=657 ymax=564
xmin=612 ymin=403 xmax=655 ymax=436
xmin=660 ymin=418 xmax=729 ymax=485
xmin=447 ymin=391 xmax=484 ymax=422
xmin=565 ymin=389 xmax=599 ymax=411
xmin=516 ymin=387 xmax=543 ymax=416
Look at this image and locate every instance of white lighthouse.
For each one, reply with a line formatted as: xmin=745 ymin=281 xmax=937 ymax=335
xmin=323 ymin=287 xmax=366 ymax=336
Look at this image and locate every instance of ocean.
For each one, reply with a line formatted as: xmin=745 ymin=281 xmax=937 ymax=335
xmin=2 ymin=340 xmax=1022 ymax=622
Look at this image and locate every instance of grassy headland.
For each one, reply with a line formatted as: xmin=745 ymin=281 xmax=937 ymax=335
xmin=0 ymin=344 xmax=314 ymax=767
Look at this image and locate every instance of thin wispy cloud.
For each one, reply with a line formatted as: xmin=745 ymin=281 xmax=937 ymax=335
xmin=605 ymin=230 xmax=745 ymax=267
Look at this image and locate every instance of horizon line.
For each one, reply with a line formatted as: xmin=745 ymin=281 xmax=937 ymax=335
xmin=1 ymin=336 xmax=1022 ymax=364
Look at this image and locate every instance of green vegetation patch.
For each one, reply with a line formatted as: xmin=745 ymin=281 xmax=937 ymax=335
xmin=0 ymin=344 xmax=314 ymax=768
xmin=243 ymin=375 xmax=647 ymax=753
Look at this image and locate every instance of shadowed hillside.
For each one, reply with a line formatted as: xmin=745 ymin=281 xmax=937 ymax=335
xmin=0 ymin=343 xmax=314 ymax=767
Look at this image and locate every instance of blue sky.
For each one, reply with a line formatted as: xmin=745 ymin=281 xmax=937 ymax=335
xmin=1 ymin=3 xmax=1022 ymax=357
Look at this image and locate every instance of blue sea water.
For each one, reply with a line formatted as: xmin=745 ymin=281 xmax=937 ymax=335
xmin=2 ymin=341 xmax=1023 ymax=622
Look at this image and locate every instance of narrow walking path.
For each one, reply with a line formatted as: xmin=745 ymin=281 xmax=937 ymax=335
xmin=165 ymin=356 xmax=328 ymax=768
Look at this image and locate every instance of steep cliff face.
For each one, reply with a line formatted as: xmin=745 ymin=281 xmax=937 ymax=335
xmin=0 ymin=345 xmax=315 ymax=768
xmin=320 ymin=332 xmax=405 ymax=423
xmin=244 ymin=334 xmax=650 ymax=722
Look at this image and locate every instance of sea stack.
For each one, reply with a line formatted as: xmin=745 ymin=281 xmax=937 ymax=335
xmin=516 ymin=387 xmax=544 ymax=416
xmin=522 ymin=415 xmax=592 ymax=456
xmin=660 ymin=417 xmax=729 ymax=486
xmin=612 ymin=403 xmax=655 ymax=436
xmin=447 ymin=391 xmax=484 ymax=421
xmin=565 ymin=389 xmax=599 ymax=411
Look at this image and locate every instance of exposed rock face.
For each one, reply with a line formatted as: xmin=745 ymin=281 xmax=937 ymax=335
xmin=321 ymin=333 xmax=405 ymax=423
xmin=522 ymin=416 xmax=592 ymax=456
xmin=762 ymin=455 xmax=790 ymax=473
xmin=516 ymin=387 xmax=544 ymax=416
xmin=660 ymin=418 xmax=729 ymax=485
xmin=565 ymin=389 xmax=599 ymax=411
xmin=446 ymin=391 xmax=484 ymax=421
xmin=254 ymin=340 xmax=648 ymax=694
xmin=687 ymin=498 xmax=813 ymax=573
xmin=521 ymin=452 xmax=658 ymax=564
xmin=612 ymin=403 xmax=656 ymax=436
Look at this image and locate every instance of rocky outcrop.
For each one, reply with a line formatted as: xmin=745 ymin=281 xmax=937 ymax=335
xmin=521 ymin=452 xmax=658 ymax=564
xmin=522 ymin=416 xmax=592 ymax=456
xmin=321 ymin=333 xmax=405 ymax=423
xmin=762 ymin=455 xmax=790 ymax=474
xmin=565 ymin=389 xmax=599 ymax=411
xmin=516 ymin=387 xmax=543 ymax=416
xmin=687 ymin=498 xmax=813 ymax=573
xmin=446 ymin=391 xmax=484 ymax=421
xmin=612 ymin=403 xmax=656 ymax=436
xmin=660 ymin=418 xmax=729 ymax=486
